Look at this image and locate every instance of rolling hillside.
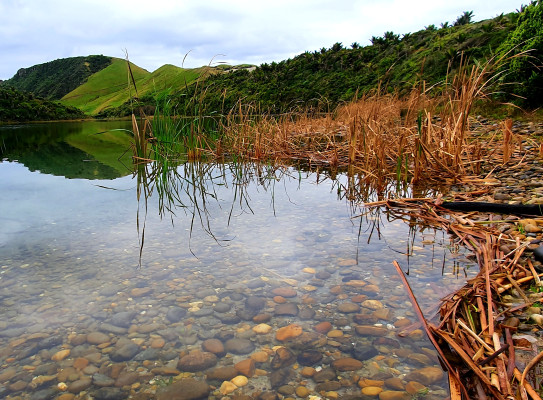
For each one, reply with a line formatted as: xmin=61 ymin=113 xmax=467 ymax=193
xmin=2 ymin=55 xmax=111 ymax=100
xmin=60 ymin=59 xmax=206 ymax=115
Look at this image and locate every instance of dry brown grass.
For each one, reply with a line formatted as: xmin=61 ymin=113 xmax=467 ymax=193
xmin=206 ymin=57 xmax=518 ymax=198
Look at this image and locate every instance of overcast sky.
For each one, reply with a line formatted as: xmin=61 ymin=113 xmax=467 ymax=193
xmin=0 ymin=0 xmax=524 ymax=80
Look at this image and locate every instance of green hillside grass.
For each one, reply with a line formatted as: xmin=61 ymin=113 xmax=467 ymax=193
xmin=60 ymin=58 xmax=149 ymax=115
xmin=61 ymin=60 xmax=204 ymax=116
xmin=1 ymin=55 xmax=112 ymax=100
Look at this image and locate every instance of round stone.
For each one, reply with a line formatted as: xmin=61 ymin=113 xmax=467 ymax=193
xmin=177 ymin=351 xmax=218 ymax=372
xmin=202 ymin=339 xmax=225 ymax=356
xmin=87 ymin=332 xmax=110 ymax=345
xmin=271 ymin=287 xmax=297 ymax=298
xmin=276 ymin=324 xmax=303 ymax=341
xmin=224 ymin=338 xmax=255 ymax=354
xmin=231 ymin=375 xmax=248 ymax=387
xmin=253 ymin=323 xmax=272 ymax=334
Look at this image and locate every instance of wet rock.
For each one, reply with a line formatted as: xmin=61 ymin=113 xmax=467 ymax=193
xmin=156 ymin=378 xmax=210 ymax=400
xmin=277 ymin=385 xmax=295 ymax=396
xmin=331 ymin=357 xmax=363 ymax=371
xmin=177 ymin=351 xmax=217 ymax=372
xmin=295 ymin=386 xmax=310 ymax=397
xmin=131 ymin=287 xmax=152 ymax=297
xmin=134 ymin=348 xmax=161 ymax=361
xmin=33 ymin=363 xmax=57 ymax=376
xmin=355 ymin=325 xmax=388 ymax=336
xmin=253 ymin=313 xmax=272 ymax=323
xmin=166 ymin=307 xmax=187 ymax=322
xmin=0 ymin=367 xmax=16 ymax=382
xmin=269 ymin=368 xmax=295 ymax=389
xmin=534 ymin=245 xmax=543 ymax=263
xmin=219 ymin=380 xmax=238 ymax=395
xmin=405 ymin=366 xmax=445 ymax=385
xmin=99 ymin=323 xmax=127 ymax=335
xmin=236 ymin=308 xmax=258 ymax=321
xmin=373 ymin=337 xmax=400 ymax=348
xmin=93 ymin=373 xmax=115 ymax=387
xmin=378 ymin=390 xmax=411 ymax=400
xmin=361 ymin=386 xmax=383 ymax=397
xmin=29 ymin=388 xmax=58 ymax=400
xmin=259 ymin=392 xmax=278 ymax=400
xmin=245 ymin=296 xmax=266 ymax=310
xmin=9 ymin=380 xmax=27 ymax=392
xmin=313 ymin=368 xmax=336 ymax=383
xmin=206 ymin=366 xmax=239 ymax=382
xmin=202 ymin=338 xmax=225 ymax=356
xmin=405 ymin=381 xmax=427 ymax=395
xmin=192 ymin=307 xmax=213 ymax=317
xmin=225 ymin=338 xmax=255 ymax=354
xmin=315 ymin=381 xmax=341 ymax=392
xmin=297 ymin=350 xmax=323 ymax=366
xmin=213 ymin=303 xmax=231 ymax=313
xmin=315 ymin=271 xmax=332 ymax=280
xmin=362 ymin=300 xmax=384 ymax=310
xmin=68 ymin=378 xmax=92 ymax=393
xmin=298 ymin=307 xmax=316 ymax=320
xmin=110 ymin=342 xmax=140 ymax=362
xmin=337 ymin=302 xmax=360 ymax=313
xmin=288 ymin=331 xmax=327 ymax=350
xmin=274 ymin=303 xmax=299 ymax=316
xmin=93 ymin=387 xmax=126 ymax=400
xmin=383 ymin=377 xmax=404 ymax=390
xmin=0 ymin=327 xmax=25 ymax=337
xmin=15 ymin=343 xmax=39 ymax=360
xmin=314 ymin=321 xmax=333 ymax=334
xmin=51 ymin=349 xmax=71 ymax=361
xmin=252 ymin=323 xmax=272 ymax=334
xmin=271 ymin=347 xmax=296 ymax=369
xmin=276 ymin=324 xmax=303 ymax=341
xmin=351 ymin=344 xmax=379 ymax=361
xmin=115 ymin=371 xmax=141 ymax=387
xmin=110 ymin=311 xmax=137 ymax=328
xmin=271 ymin=287 xmax=297 ymax=298
xmin=230 ymin=293 xmax=244 ymax=301
xmin=217 ymin=312 xmax=242 ymax=324
xmin=38 ymin=336 xmax=63 ymax=350
xmin=150 ymin=367 xmax=180 ymax=376
xmin=235 ymin=358 xmax=256 ymax=377
xmin=247 ymin=279 xmax=266 ymax=289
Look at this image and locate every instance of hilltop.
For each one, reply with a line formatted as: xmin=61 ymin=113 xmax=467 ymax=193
xmin=2 ymin=55 xmax=112 ymax=100
xmin=60 ymin=59 xmax=208 ymax=116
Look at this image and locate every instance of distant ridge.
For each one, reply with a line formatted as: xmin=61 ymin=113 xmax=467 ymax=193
xmin=2 ymin=55 xmax=112 ymax=100
xmin=60 ymin=59 xmax=206 ymax=115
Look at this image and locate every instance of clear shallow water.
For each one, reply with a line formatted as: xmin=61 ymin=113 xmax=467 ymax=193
xmin=0 ymin=122 xmax=477 ymax=399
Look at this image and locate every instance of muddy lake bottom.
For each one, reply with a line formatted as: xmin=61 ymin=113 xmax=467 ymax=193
xmin=0 ymin=122 xmax=478 ymax=400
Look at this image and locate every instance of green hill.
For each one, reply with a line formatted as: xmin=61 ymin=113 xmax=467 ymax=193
xmin=60 ymin=60 xmax=205 ymax=116
xmin=60 ymin=58 xmax=150 ymax=115
xmin=184 ymin=6 xmax=542 ymax=113
xmin=1 ymin=55 xmax=111 ymax=100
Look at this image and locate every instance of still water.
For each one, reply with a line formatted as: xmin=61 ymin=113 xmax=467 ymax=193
xmin=0 ymin=121 xmax=476 ymax=400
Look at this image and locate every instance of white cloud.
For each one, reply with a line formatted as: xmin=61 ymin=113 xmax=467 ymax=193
xmin=0 ymin=0 xmax=523 ymax=80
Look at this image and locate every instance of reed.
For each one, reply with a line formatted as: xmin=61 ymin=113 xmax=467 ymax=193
xmin=124 ymin=49 xmax=521 ymax=202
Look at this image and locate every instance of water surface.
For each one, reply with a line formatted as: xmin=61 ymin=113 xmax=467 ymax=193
xmin=0 ymin=121 xmax=476 ymax=399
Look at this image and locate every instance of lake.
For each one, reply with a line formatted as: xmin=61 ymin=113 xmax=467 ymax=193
xmin=0 ymin=121 xmax=476 ymax=399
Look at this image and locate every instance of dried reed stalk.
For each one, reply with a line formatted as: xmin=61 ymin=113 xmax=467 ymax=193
xmin=366 ymin=198 xmax=543 ymax=399
xmin=503 ymin=118 xmax=513 ymax=164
